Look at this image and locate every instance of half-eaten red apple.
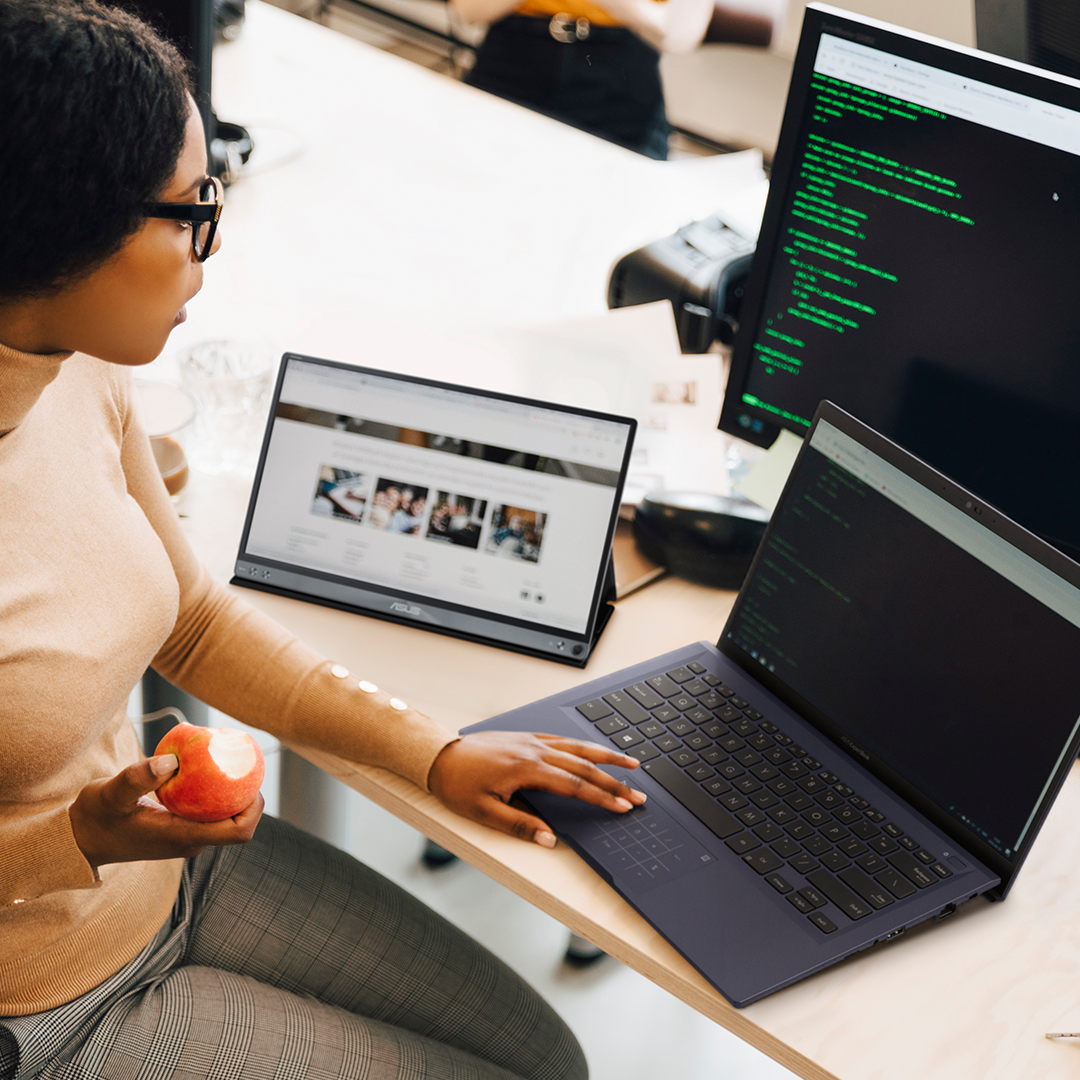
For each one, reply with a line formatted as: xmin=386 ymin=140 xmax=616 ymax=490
xmin=154 ymin=722 xmax=265 ymax=823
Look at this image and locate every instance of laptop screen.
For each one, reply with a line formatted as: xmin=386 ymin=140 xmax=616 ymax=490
xmin=725 ymin=414 xmax=1080 ymax=867
xmin=236 ymin=356 xmax=635 ymax=659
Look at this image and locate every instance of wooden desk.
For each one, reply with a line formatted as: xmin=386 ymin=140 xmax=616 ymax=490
xmin=172 ymin=7 xmax=1080 ymax=1079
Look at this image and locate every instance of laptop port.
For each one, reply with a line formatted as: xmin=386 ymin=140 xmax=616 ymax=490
xmin=934 ymin=903 xmax=958 ymax=922
xmin=884 ymin=926 xmax=905 ymax=941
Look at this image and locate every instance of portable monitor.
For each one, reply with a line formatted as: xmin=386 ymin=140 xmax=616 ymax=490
xmin=232 ymin=354 xmax=636 ymax=665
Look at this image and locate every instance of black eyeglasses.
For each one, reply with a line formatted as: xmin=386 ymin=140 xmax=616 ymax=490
xmin=143 ymin=176 xmax=224 ymax=262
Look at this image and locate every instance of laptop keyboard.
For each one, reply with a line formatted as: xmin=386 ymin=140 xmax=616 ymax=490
xmin=575 ymin=662 xmax=954 ymax=934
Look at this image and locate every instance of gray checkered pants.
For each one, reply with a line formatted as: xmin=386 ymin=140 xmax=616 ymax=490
xmin=0 ymin=816 xmax=586 ymax=1080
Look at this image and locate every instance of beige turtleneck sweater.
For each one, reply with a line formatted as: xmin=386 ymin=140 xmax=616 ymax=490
xmin=0 ymin=343 xmax=456 ymax=1016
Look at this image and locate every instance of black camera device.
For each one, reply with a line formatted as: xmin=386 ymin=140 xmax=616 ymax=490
xmin=607 ymin=215 xmax=755 ymax=353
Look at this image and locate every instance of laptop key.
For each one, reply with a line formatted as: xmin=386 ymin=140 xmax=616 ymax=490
xmin=687 ymin=661 xmax=707 ymax=674
xmin=898 ymin=836 xmax=920 ymax=851
xmin=768 ymin=806 xmax=797 ymax=825
xmin=762 ymin=746 xmax=790 ymax=765
xmin=667 ymin=718 xmax=695 ymax=737
xmin=820 ymin=851 xmax=851 ymax=873
xmin=683 ymin=679 xmax=709 ymax=697
xmin=888 ymin=850 xmax=937 ymax=888
xmin=625 ymin=682 xmax=665 ymax=709
xmin=701 ymin=748 xmax=727 ymax=766
xmin=717 ymin=762 xmax=745 ymax=780
xmin=784 ymin=820 xmax=814 ymax=840
xmin=808 ymin=911 xmax=838 ymax=933
xmin=670 ymin=749 xmax=698 ymax=767
xmin=849 ymin=820 xmax=880 ymax=840
xmin=838 ymin=867 xmax=894 ymax=909
xmin=832 ymin=806 xmax=860 ymax=825
xmin=596 ymin=715 xmax=629 ymax=735
xmin=576 ymin=698 xmax=613 ymax=722
xmin=653 ymin=734 xmax=682 ymax=753
xmin=733 ymin=776 xmax=761 ymax=794
xmin=881 ymin=822 xmax=904 ymax=838
xmin=914 ymin=849 xmax=936 ymax=865
xmin=771 ymin=836 xmax=801 ymax=858
xmin=787 ymin=892 xmax=813 ymax=914
xmin=788 ymin=852 xmax=820 ymax=875
xmin=805 ymin=869 xmax=873 ymax=920
xmin=730 ymin=718 xmax=757 ymax=737
xmin=769 ymin=778 xmax=797 ymax=797
xmin=766 ymin=873 xmax=793 ymax=894
xmin=642 ymin=757 xmax=742 ymax=839
xmin=719 ymin=793 xmax=748 ymax=811
xmin=602 ymin=691 xmax=650 ymax=725
xmin=701 ymin=721 xmax=727 ymax=739
xmin=652 ymin=705 xmax=680 ymax=723
xmin=750 ymin=763 xmax=779 ymax=781
xmin=685 ymin=763 xmax=714 ymax=781
xmin=836 ymin=837 xmax=868 ymax=858
xmin=716 ymin=684 xmax=737 ymax=698
xmin=802 ymin=835 xmax=831 ymax=856
xmin=868 ymin=836 xmax=899 ymax=856
xmin=671 ymin=695 xmax=696 ymax=712
xmin=864 ymin=808 xmax=886 ymax=823
xmin=730 ymin=697 xmax=750 ymax=709
xmin=626 ymin=743 xmax=661 ymax=763
xmin=855 ymin=852 xmax=888 ymax=874
xmin=683 ymin=732 xmax=711 ymax=751
xmin=702 ymin=673 xmax=721 ymax=686
xmin=611 ymin=730 xmax=644 ymax=750
xmin=685 ymin=707 xmax=713 ymax=725
xmin=666 ymin=667 xmax=695 ymax=684
xmin=785 ymin=792 xmax=814 ymax=812
xmin=726 ymin=833 xmax=760 ymax=855
xmin=747 ymin=732 xmax=773 ymax=751
xmin=779 ymin=761 xmax=809 ymax=779
xmin=798 ymin=885 xmax=827 ymax=909
xmin=875 ymin=867 xmax=916 ymax=899
xmin=754 ymin=822 xmax=783 ymax=841
xmin=717 ymin=705 xmax=742 ymax=723
xmin=750 ymin=791 xmax=780 ymax=809
xmin=930 ymin=862 xmax=953 ymax=879
xmin=718 ymin=734 xmax=744 ymax=752
xmin=736 ymin=807 xmax=767 ymax=826
xmin=734 ymin=748 xmax=762 ymax=767
xmin=698 ymin=691 xmax=725 ymax=711
xmin=645 ymin=674 xmax=681 ymax=697
xmin=638 ymin=719 xmax=666 ymax=739
xmin=702 ymin=777 xmax=732 ymax=797
xmin=743 ymin=849 xmax=785 ymax=874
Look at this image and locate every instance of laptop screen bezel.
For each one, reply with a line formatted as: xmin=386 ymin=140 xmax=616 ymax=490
xmin=718 ymin=400 xmax=1080 ymax=899
xmin=233 ymin=353 xmax=637 ymax=658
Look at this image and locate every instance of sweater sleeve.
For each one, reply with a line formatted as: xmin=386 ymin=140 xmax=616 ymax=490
xmin=118 ymin=372 xmax=457 ymax=790
xmin=0 ymin=807 xmax=99 ymax=907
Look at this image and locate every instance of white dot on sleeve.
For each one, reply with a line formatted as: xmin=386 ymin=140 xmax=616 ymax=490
xmin=358 ymin=680 xmax=378 ymax=693
xmin=331 ymin=664 xmax=350 ymax=679
xmin=389 ymin=698 xmax=408 ymax=711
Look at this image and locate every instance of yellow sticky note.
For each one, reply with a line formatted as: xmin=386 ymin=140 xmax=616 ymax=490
xmin=732 ymin=429 xmax=805 ymax=512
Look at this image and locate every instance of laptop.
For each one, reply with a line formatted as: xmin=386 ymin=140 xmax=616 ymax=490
xmin=231 ymin=354 xmax=636 ymax=666
xmin=464 ymin=401 xmax=1080 ymax=1006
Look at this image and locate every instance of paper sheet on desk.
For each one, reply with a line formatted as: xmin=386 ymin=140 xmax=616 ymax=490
xmin=454 ymin=302 xmax=732 ymax=500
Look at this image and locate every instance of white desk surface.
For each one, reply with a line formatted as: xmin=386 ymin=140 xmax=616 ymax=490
xmin=172 ymin=6 xmax=1080 ymax=1079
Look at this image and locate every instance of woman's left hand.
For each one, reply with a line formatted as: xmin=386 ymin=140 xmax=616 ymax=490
xmin=427 ymin=731 xmax=647 ymax=847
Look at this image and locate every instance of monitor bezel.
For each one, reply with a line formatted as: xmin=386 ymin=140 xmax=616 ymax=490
xmin=232 ymin=353 xmax=636 ymax=666
xmin=717 ymin=399 xmax=1080 ymax=900
xmin=719 ymin=2 xmax=1080 ymax=452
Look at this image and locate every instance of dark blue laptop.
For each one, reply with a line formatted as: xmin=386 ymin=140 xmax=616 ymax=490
xmin=464 ymin=401 xmax=1080 ymax=1006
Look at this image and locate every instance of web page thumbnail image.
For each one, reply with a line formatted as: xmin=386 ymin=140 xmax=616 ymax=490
xmin=426 ymin=492 xmax=487 ymax=550
xmin=367 ymin=478 xmax=429 ymax=536
xmin=311 ymin=465 xmax=369 ymax=524
xmin=485 ymin=505 xmax=546 ymax=563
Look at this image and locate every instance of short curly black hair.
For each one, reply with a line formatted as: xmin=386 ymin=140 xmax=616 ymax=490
xmin=0 ymin=0 xmax=193 ymax=300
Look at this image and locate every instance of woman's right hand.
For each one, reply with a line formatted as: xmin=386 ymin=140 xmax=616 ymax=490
xmin=68 ymin=755 xmax=263 ymax=869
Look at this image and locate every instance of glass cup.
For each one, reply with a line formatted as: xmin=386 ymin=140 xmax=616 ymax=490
xmin=177 ymin=340 xmax=276 ymax=477
xmin=135 ymin=380 xmax=197 ymax=498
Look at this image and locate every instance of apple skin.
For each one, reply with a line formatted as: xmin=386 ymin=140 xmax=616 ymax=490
xmin=154 ymin=722 xmax=265 ymax=823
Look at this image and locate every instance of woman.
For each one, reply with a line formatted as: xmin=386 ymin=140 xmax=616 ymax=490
xmin=0 ymin=3 xmax=645 ymax=1077
xmin=455 ymin=0 xmax=715 ymax=159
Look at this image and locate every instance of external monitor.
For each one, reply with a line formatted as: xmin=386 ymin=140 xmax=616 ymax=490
xmin=720 ymin=2 xmax=1080 ymax=560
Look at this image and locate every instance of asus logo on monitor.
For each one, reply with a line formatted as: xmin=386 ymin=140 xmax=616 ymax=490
xmin=390 ymin=602 xmax=423 ymax=617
